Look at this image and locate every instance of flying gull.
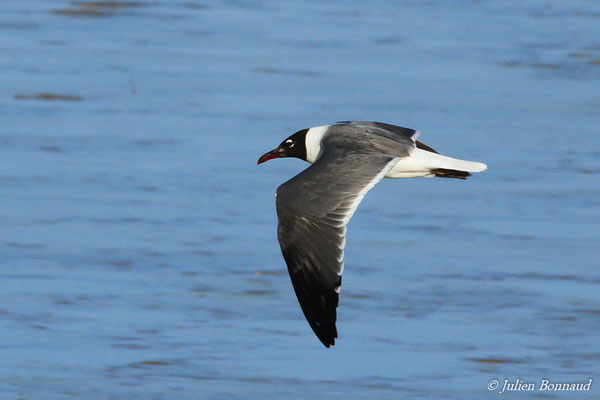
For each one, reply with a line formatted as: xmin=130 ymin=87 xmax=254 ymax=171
xmin=257 ymin=121 xmax=487 ymax=347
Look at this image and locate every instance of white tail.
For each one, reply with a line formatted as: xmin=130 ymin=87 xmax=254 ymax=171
xmin=385 ymin=148 xmax=487 ymax=179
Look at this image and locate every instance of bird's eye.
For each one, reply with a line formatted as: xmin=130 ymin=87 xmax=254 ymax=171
xmin=286 ymin=140 xmax=294 ymax=148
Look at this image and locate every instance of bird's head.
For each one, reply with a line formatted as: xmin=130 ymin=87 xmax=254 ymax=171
xmin=257 ymin=128 xmax=308 ymax=165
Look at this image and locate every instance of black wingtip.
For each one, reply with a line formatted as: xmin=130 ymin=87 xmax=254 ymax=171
xmin=315 ymin=325 xmax=337 ymax=348
xmin=305 ymin=301 xmax=338 ymax=348
xmin=280 ymin=242 xmax=341 ymax=349
xmin=415 ymin=140 xmax=439 ymax=154
xmin=430 ymin=168 xmax=471 ymax=179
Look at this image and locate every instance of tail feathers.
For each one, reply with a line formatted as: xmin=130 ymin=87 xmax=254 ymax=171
xmin=385 ymin=148 xmax=487 ymax=179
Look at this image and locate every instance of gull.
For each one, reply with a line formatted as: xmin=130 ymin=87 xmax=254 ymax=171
xmin=258 ymin=121 xmax=486 ymax=347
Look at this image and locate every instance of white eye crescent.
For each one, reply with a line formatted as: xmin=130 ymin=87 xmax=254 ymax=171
xmin=286 ymin=139 xmax=294 ymax=147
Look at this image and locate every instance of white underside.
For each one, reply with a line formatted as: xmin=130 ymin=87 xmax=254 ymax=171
xmin=385 ymin=148 xmax=487 ymax=179
xmin=335 ymin=157 xmax=400 ymax=279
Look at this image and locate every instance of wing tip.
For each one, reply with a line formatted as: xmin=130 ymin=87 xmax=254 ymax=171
xmin=316 ymin=327 xmax=337 ymax=348
xmin=430 ymin=168 xmax=470 ymax=179
xmin=429 ymin=162 xmax=486 ymax=179
xmin=306 ymin=307 xmax=338 ymax=348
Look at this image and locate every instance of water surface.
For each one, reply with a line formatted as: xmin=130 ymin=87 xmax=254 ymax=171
xmin=1 ymin=1 xmax=599 ymax=399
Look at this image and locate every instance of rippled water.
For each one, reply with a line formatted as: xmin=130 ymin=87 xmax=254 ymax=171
xmin=1 ymin=1 xmax=599 ymax=399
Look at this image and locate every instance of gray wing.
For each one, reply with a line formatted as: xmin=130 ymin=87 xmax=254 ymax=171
xmin=341 ymin=120 xmax=440 ymax=154
xmin=276 ymin=143 xmax=400 ymax=347
xmin=339 ymin=121 xmax=418 ymax=143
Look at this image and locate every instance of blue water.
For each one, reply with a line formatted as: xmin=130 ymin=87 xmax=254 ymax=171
xmin=1 ymin=1 xmax=599 ymax=399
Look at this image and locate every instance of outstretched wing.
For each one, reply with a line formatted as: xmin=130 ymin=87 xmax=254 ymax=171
xmin=342 ymin=120 xmax=442 ymax=152
xmin=276 ymin=144 xmax=399 ymax=347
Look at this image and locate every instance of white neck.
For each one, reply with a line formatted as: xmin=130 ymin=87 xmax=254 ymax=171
xmin=305 ymin=125 xmax=329 ymax=163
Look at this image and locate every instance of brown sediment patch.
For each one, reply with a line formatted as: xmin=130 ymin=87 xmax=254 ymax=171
xmin=344 ymin=292 xmax=378 ymax=300
xmin=106 ymin=259 xmax=134 ymax=267
xmin=73 ymin=1 xmax=146 ymax=7
xmin=570 ymin=51 xmax=592 ymax=59
xmin=244 ymin=289 xmax=277 ymax=296
xmin=567 ymin=51 xmax=600 ymax=67
xmin=467 ymin=357 xmax=523 ymax=364
xmin=253 ymin=269 xmax=285 ymax=276
xmin=500 ymin=60 xmax=520 ymax=68
xmin=140 ymin=360 xmax=169 ymax=366
xmin=39 ymin=145 xmax=64 ymax=153
xmin=558 ymin=315 xmax=577 ymax=321
xmin=127 ymin=360 xmax=171 ymax=369
xmin=52 ymin=1 xmax=146 ymax=18
xmin=52 ymin=7 xmax=108 ymax=17
xmin=14 ymin=92 xmax=83 ymax=102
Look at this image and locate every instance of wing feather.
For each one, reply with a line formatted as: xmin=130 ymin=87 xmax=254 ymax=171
xmin=276 ymin=144 xmax=399 ymax=347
